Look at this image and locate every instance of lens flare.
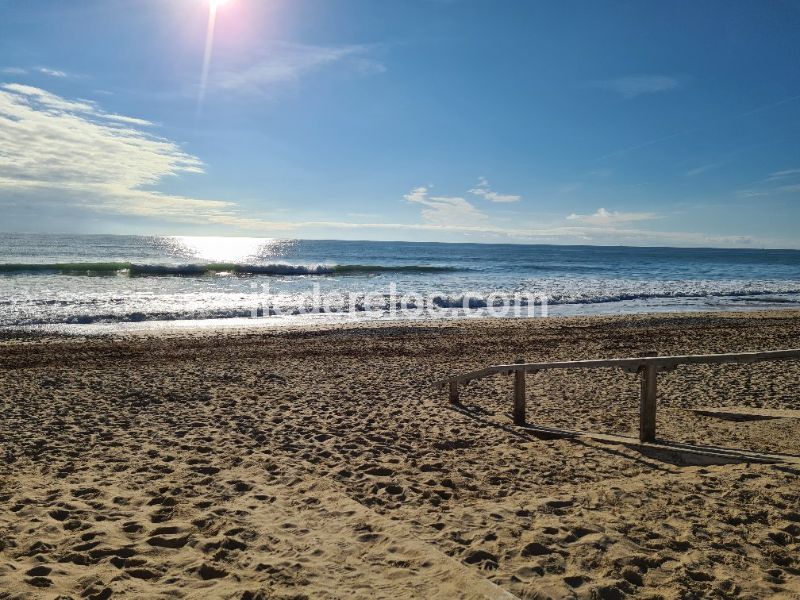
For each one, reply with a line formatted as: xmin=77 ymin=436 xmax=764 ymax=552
xmin=197 ymin=0 xmax=231 ymax=114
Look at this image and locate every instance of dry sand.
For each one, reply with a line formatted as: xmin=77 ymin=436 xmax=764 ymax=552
xmin=0 ymin=311 xmax=799 ymax=599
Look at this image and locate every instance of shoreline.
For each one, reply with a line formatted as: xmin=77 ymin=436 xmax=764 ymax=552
xmin=1 ymin=311 xmax=798 ymax=597
xmin=4 ymin=305 xmax=800 ymax=340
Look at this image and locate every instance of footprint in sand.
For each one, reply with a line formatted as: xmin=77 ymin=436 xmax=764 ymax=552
xmin=125 ymin=567 xmax=160 ymax=580
xmin=150 ymin=507 xmax=174 ymax=523
xmin=122 ymin=521 xmax=144 ymax=533
xmin=196 ymin=563 xmax=228 ymax=580
xmin=48 ymin=508 xmax=71 ymax=521
xmin=25 ymin=575 xmax=53 ymax=588
xmin=521 ymin=542 xmax=555 ymax=557
xmin=147 ymin=534 xmax=190 ymax=549
xmin=564 ymin=574 xmax=588 ymax=588
xmin=463 ymin=549 xmax=499 ymax=570
xmin=110 ymin=556 xmax=147 ymax=569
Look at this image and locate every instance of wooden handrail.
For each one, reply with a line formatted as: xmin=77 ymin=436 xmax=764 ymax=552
xmin=438 ymin=349 xmax=800 ymax=388
xmin=440 ymin=348 xmax=800 ymax=443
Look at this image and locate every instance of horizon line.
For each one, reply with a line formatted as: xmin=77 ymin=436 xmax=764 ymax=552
xmin=0 ymin=231 xmax=795 ymax=252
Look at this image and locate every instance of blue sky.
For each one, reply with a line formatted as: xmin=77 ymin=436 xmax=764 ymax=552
xmin=1 ymin=0 xmax=799 ymax=247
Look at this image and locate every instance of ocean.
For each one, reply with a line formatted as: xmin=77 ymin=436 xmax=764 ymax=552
xmin=1 ymin=234 xmax=799 ymax=331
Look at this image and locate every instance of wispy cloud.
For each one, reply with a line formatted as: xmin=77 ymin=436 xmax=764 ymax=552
xmin=404 ymin=186 xmax=487 ymax=226
xmin=211 ymin=43 xmax=384 ymax=97
xmin=3 ymin=83 xmax=95 ymax=111
xmin=0 ymin=84 xmax=783 ymax=248
xmin=1 ymin=84 xmax=153 ymax=126
xmin=0 ymin=83 xmax=241 ymax=225
xmin=590 ymin=75 xmax=680 ymax=99
xmin=557 ymin=182 xmax=581 ymax=194
xmin=765 ymin=168 xmax=800 ymax=181
xmin=737 ymin=168 xmax=800 ymax=198
xmin=686 ymin=162 xmax=722 ymax=177
xmin=1 ymin=66 xmax=70 ymax=78
xmin=468 ymin=177 xmax=521 ymax=203
xmin=37 ymin=67 xmax=68 ymax=78
xmin=0 ymin=85 xmax=492 ymax=235
xmin=566 ymin=208 xmax=659 ymax=225
xmin=599 ymin=94 xmax=800 ymax=162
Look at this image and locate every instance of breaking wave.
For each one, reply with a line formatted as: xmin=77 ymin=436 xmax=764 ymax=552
xmin=0 ymin=262 xmax=462 ymax=277
xmin=4 ymin=287 xmax=800 ymax=327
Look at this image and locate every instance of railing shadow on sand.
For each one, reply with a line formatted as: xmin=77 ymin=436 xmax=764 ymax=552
xmin=439 ymin=349 xmax=800 ymax=467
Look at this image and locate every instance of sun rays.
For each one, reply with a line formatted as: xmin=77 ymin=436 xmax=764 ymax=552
xmin=197 ymin=0 xmax=231 ymax=114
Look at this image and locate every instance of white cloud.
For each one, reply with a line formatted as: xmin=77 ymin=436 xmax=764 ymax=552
xmin=0 ymin=84 xmax=785 ymax=248
xmin=686 ymin=162 xmax=721 ymax=177
xmin=0 ymin=86 xmax=493 ymax=235
xmin=404 ymin=186 xmax=487 ymax=226
xmin=766 ymin=168 xmax=800 ymax=181
xmin=591 ymin=75 xmax=680 ymax=99
xmin=0 ymin=83 xmax=237 ymax=224
xmin=566 ymin=208 xmax=659 ymax=225
xmin=212 ymin=43 xmax=384 ymax=97
xmin=1 ymin=84 xmax=154 ymax=125
xmin=1 ymin=67 xmax=69 ymax=78
xmin=102 ymin=113 xmax=155 ymax=127
xmin=37 ymin=67 xmax=68 ymax=78
xmin=468 ymin=177 xmax=521 ymax=203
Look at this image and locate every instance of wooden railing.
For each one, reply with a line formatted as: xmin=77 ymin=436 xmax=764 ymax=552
xmin=439 ymin=349 xmax=800 ymax=443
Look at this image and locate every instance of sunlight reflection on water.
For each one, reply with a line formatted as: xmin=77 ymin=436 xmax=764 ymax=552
xmin=161 ymin=236 xmax=294 ymax=263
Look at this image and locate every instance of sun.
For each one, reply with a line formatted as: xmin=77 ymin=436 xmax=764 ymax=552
xmin=209 ymin=0 xmax=230 ymax=9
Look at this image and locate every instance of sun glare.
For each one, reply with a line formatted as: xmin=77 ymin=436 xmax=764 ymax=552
xmin=197 ymin=0 xmax=233 ymax=113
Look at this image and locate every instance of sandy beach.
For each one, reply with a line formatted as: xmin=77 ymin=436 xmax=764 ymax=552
xmin=1 ymin=311 xmax=799 ymax=599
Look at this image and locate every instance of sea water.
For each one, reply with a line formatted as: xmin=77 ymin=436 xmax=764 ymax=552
xmin=1 ymin=234 xmax=799 ymax=330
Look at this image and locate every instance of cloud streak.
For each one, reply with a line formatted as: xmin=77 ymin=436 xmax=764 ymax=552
xmin=37 ymin=67 xmax=68 ymax=78
xmin=737 ymin=168 xmax=800 ymax=198
xmin=590 ymin=75 xmax=680 ymax=99
xmin=685 ymin=162 xmax=721 ymax=177
xmin=468 ymin=177 xmax=521 ymax=203
xmin=566 ymin=208 xmax=659 ymax=225
xmin=1 ymin=66 xmax=69 ymax=78
xmin=598 ymin=94 xmax=800 ymax=161
xmin=0 ymin=84 xmax=783 ymax=248
xmin=211 ymin=43 xmax=384 ymax=97
xmin=765 ymin=168 xmax=800 ymax=181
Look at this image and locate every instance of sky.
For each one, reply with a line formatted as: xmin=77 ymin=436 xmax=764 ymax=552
xmin=1 ymin=0 xmax=799 ymax=248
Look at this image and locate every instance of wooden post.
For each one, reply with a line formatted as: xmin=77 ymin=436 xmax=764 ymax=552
xmin=449 ymin=380 xmax=460 ymax=405
xmin=639 ymin=364 xmax=657 ymax=442
xmin=513 ymin=359 xmax=526 ymax=425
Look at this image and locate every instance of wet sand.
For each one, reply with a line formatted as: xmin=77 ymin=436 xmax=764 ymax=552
xmin=0 ymin=311 xmax=799 ymax=599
